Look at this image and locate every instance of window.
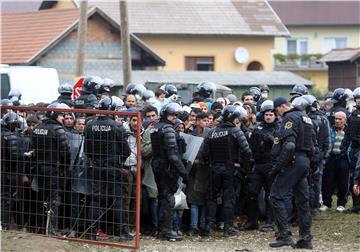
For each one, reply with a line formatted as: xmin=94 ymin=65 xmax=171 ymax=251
xmin=324 ymin=38 xmax=347 ymax=53
xmin=287 ymin=38 xmax=308 ymax=66
xmin=185 ymin=57 xmax=214 ymax=71
xmin=247 ymin=61 xmax=263 ymax=71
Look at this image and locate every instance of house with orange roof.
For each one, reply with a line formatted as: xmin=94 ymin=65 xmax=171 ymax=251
xmin=0 ymin=6 xmax=165 ymax=85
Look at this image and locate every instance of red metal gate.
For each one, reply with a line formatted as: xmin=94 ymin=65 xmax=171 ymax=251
xmin=0 ymin=105 xmax=142 ymax=249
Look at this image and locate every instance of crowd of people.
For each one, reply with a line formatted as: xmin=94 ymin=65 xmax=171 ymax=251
xmin=1 ymin=77 xmax=360 ymax=249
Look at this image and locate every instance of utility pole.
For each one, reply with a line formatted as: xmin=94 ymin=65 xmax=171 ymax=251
xmin=120 ymin=0 xmax=132 ymax=91
xmin=75 ymin=0 xmax=88 ymax=77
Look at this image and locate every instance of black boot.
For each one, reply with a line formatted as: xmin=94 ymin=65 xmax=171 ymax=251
xmin=269 ymin=231 xmax=294 ymax=248
xmin=223 ymin=225 xmax=240 ymax=237
xmin=294 ymin=235 xmax=313 ymax=249
xmin=259 ymin=223 xmax=274 ymax=232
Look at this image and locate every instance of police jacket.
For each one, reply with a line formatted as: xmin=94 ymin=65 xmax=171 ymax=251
xmin=84 ymin=115 xmax=130 ymax=166
xmin=150 ymin=119 xmax=187 ymax=178
xmin=249 ymin=121 xmax=278 ymax=164
xmin=55 ymin=94 xmax=74 ymax=107
xmin=308 ymin=110 xmax=331 ymax=160
xmin=342 ymin=107 xmax=360 ymax=151
xmin=32 ymin=119 xmax=70 ymax=166
xmin=203 ymin=121 xmax=252 ymax=172
xmin=271 ymin=109 xmax=315 ymax=170
xmin=1 ymin=126 xmax=20 ymax=173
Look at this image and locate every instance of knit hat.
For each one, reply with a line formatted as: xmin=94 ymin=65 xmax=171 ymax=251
xmin=273 ymin=96 xmax=288 ymax=108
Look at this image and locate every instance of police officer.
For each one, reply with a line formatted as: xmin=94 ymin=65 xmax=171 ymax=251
xmin=270 ymin=96 xmax=314 ymax=249
xmin=56 ymin=83 xmax=74 ymax=107
xmin=326 ymin=88 xmax=350 ymax=127
xmin=202 ymin=105 xmax=252 ymax=237
xmin=8 ymin=89 xmax=22 ymax=106
xmin=1 ymin=112 xmax=21 ymax=229
xmin=84 ymin=97 xmax=131 ymax=240
xmin=193 ymin=81 xmax=217 ymax=102
xmin=31 ymin=103 xmax=70 ymax=234
xmin=150 ymin=103 xmax=188 ymax=241
xmin=341 ymin=87 xmax=360 ymax=213
xmin=74 ymin=76 xmax=102 ymax=109
xmin=242 ymin=100 xmax=278 ymax=232
xmin=289 ymin=84 xmax=308 ymax=102
xmin=302 ymin=95 xmax=331 ymax=214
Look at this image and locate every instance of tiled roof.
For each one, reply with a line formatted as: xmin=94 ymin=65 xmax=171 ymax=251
xmin=91 ymin=70 xmax=312 ymax=87
xmin=0 ymin=0 xmax=42 ymax=13
xmin=1 ymin=7 xmax=165 ymax=65
xmin=319 ymin=48 xmax=360 ymax=63
xmin=89 ymin=0 xmax=289 ymax=36
xmin=269 ymin=0 xmax=360 ymax=26
xmin=1 ymin=8 xmax=81 ymax=64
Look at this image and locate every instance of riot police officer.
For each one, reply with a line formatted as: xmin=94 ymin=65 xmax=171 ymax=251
xmin=74 ymin=76 xmax=102 ymax=109
xmin=202 ymin=105 xmax=252 ymax=237
xmin=289 ymin=84 xmax=308 ymax=102
xmin=302 ymin=95 xmax=331 ymax=214
xmin=270 ymin=96 xmax=314 ymax=249
xmin=341 ymin=87 xmax=360 ymax=213
xmin=1 ymin=112 xmax=21 ymax=229
xmin=326 ymin=88 xmax=350 ymax=127
xmin=193 ymin=81 xmax=217 ymax=101
xmin=84 ymin=97 xmax=131 ymax=240
xmin=150 ymin=103 xmax=188 ymax=241
xmin=31 ymin=103 xmax=71 ymax=234
xmin=242 ymin=100 xmax=278 ymax=232
xmin=56 ymin=83 xmax=74 ymax=107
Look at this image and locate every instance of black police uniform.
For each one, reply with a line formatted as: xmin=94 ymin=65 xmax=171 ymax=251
xmin=84 ymin=115 xmax=130 ymax=240
xmin=270 ymin=109 xmax=314 ymax=248
xmin=307 ymin=110 xmax=330 ymax=211
xmin=341 ymin=107 xmax=360 ymax=212
xmin=56 ymin=94 xmax=74 ymax=108
xmin=1 ymin=125 xmax=20 ymax=229
xmin=32 ymin=118 xmax=70 ymax=234
xmin=151 ymin=118 xmax=187 ymax=240
xmin=203 ymin=121 xmax=252 ymax=235
xmin=244 ymin=120 xmax=278 ymax=230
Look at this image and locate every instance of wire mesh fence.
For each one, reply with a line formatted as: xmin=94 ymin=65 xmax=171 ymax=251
xmin=1 ymin=105 xmax=142 ymax=249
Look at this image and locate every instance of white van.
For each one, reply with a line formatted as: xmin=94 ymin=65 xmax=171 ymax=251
xmin=0 ymin=65 xmax=60 ymax=104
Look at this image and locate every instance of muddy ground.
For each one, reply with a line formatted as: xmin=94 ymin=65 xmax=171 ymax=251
xmin=2 ymin=209 xmax=360 ymax=252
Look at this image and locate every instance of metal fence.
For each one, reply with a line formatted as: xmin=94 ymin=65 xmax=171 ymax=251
xmin=0 ymin=105 xmax=142 ymax=249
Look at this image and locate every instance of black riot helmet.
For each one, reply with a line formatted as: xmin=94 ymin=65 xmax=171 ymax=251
xmin=45 ymin=103 xmax=70 ymax=120
xmin=58 ymin=83 xmax=73 ymax=95
xmin=220 ymin=105 xmax=241 ymax=123
xmin=160 ymin=84 xmax=178 ymax=98
xmin=99 ymin=78 xmax=115 ymax=94
xmin=160 ymin=102 xmax=183 ymax=119
xmin=353 ymin=87 xmax=360 ymax=99
xmin=1 ymin=99 xmax=13 ymax=106
xmin=260 ymin=100 xmax=274 ymax=113
xmin=125 ymin=83 xmax=146 ymax=96
xmin=302 ymin=94 xmax=318 ymax=112
xmin=249 ymin=87 xmax=261 ymax=102
xmin=291 ymin=96 xmax=310 ymax=111
xmin=195 ymin=81 xmax=217 ymax=99
xmin=331 ymin=88 xmax=348 ymax=105
xmin=142 ymin=90 xmax=155 ymax=101
xmin=290 ymin=84 xmax=308 ymax=96
xmin=2 ymin=111 xmax=20 ymax=129
xmin=98 ymin=96 xmax=124 ymax=111
xmin=82 ymin=76 xmax=103 ymax=95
